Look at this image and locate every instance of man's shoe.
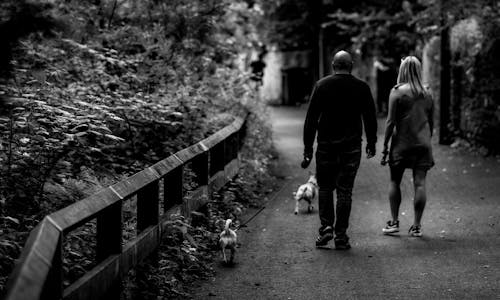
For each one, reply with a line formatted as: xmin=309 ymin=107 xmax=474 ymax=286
xmin=382 ymin=220 xmax=400 ymax=234
xmin=408 ymin=225 xmax=423 ymax=237
xmin=315 ymin=226 xmax=334 ymax=247
xmin=334 ymin=235 xmax=351 ymax=250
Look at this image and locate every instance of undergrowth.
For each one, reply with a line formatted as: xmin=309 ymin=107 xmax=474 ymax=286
xmin=121 ymin=109 xmax=279 ymax=299
xmin=0 ymin=0 xmax=266 ymax=295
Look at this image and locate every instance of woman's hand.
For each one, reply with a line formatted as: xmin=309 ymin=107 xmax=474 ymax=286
xmin=381 ymin=147 xmax=389 ymax=166
xmin=366 ymin=143 xmax=376 ymax=159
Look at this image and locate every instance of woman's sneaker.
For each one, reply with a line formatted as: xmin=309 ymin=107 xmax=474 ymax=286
xmin=382 ymin=220 xmax=400 ymax=234
xmin=408 ymin=225 xmax=423 ymax=237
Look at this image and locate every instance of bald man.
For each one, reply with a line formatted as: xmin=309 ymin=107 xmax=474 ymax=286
xmin=302 ymin=50 xmax=377 ymax=249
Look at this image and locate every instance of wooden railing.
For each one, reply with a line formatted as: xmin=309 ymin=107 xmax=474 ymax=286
xmin=3 ymin=111 xmax=248 ymax=300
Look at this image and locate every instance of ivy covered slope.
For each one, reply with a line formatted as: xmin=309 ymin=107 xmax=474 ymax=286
xmin=0 ymin=0 xmax=269 ymax=293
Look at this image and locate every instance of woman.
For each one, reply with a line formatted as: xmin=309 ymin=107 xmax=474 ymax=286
xmin=381 ymin=56 xmax=434 ymax=237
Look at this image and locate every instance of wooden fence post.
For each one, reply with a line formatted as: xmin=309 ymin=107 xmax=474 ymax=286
xmin=224 ymin=135 xmax=232 ymax=166
xmin=189 ymin=152 xmax=209 ymax=213
xmin=209 ymin=143 xmax=224 ymax=177
xmin=43 ymin=240 xmax=62 ymax=299
xmin=41 ymin=220 xmax=63 ymax=300
xmin=96 ymin=201 xmax=122 ymax=300
xmin=208 ymin=142 xmax=225 ymax=191
xmin=137 ymin=181 xmax=159 ymax=232
xmin=238 ymin=120 xmax=246 ymax=151
xmin=223 ymin=133 xmax=239 ymax=181
xmin=232 ymin=133 xmax=240 ymax=174
xmin=96 ymin=202 xmax=122 ymax=261
xmin=233 ymin=133 xmax=239 ymax=160
xmin=223 ymin=134 xmax=231 ymax=179
xmin=136 ymin=181 xmax=160 ymax=295
xmin=164 ymin=166 xmax=183 ymax=213
xmin=192 ymin=152 xmax=209 ymax=188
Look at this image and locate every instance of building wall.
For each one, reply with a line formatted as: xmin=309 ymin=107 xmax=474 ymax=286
xmin=260 ymin=48 xmax=283 ymax=104
xmin=260 ymin=48 xmax=313 ymax=104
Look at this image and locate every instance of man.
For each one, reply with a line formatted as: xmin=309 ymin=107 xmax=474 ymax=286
xmin=302 ymin=50 xmax=377 ymax=249
xmin=250 ymin=52 xmax=266 ymax=86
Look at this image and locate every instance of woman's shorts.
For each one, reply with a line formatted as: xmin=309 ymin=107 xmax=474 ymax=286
xmin=389 ymin=146 xmax=434 ymax=171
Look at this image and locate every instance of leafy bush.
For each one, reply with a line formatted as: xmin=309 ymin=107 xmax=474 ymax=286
xmin=0 ymin=0 xmax=267 ymax=295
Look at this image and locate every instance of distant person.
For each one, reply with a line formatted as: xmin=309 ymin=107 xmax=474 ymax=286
xmin=374 ymin=57 xmax=396 ymax=116
xmin=374 ymin=57 xmax=389 ymax=114
xmin=250 ymin=53 xmax=266 ymax=86
xmin=381 ymin=56 xmax=434 ymax=237
xmin=301 ymin=50 xmax=377 ymax=250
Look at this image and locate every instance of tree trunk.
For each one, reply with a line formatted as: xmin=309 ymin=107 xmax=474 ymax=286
xmin=439 ymin=1 xmax=452 ymax=145
xmin=307 ymin=0 xmax=322 ymax=83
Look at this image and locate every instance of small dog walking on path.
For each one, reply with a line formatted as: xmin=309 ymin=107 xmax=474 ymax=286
xmin=219 ymin=219 xmax=237 ymax=264
xmin=293 ymin=174 xmax=318 ymax=214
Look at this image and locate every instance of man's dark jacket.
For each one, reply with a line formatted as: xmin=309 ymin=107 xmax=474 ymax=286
xmin=303 ymin=73 xmax=377 ymax=154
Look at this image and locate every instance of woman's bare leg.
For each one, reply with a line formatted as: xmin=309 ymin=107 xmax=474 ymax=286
xmin=389 ymin=166 xmax=405 ymax=221
xmin=412 ymin=168 xmax=427 ymax=226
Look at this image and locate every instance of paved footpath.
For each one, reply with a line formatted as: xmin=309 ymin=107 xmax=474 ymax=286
xmin=193 ymin=106 xmax=500 ymax=300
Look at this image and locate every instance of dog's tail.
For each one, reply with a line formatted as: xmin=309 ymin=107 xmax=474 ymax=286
xmin=223 ymin=219 xmax=232 ymax=233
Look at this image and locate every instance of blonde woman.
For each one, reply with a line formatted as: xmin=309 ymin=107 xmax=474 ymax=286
xmin=381 ymin=56 xmax=434 ymax=237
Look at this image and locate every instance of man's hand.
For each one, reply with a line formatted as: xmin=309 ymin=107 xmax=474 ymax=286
xmin=301 ymin=150 xmax=313 ymax=169
xmin=366 ymin=143 xmax=376 ymax=159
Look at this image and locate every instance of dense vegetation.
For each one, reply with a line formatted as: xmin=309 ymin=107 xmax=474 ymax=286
xmin=0 ymin=0 xmax=274 ymax=295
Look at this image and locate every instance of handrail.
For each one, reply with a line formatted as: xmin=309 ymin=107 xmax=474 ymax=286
xmin=3 ymin=110 xmax=248 ymax=300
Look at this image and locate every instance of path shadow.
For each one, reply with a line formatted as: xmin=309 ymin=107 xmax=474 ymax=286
xmin=219 ymin=261 xmax=238 ymax=268
xmin=316 ymin=245 xmax=334 ymax=251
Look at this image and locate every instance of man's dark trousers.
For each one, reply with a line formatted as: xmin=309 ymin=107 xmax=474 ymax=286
xmin=316 ymin=144 xmax=361 ymax=236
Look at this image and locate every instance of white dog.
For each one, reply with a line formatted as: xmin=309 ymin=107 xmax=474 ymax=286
xmin=293 ymin=174 xmax=318 ymax=214
xmin=219 ymin=219 xmax=237 ymax=264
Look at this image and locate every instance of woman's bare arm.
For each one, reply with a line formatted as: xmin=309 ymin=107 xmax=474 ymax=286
xmin=383 ymin=88 xmax=398 ymax=152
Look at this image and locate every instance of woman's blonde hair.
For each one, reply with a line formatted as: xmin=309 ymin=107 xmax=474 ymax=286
xmin=397 ymin=56 xmax=429 ymax=97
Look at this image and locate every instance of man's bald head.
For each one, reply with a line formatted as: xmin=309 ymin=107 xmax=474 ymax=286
xmin=332 ymin=50 xmax=353 ymax=73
